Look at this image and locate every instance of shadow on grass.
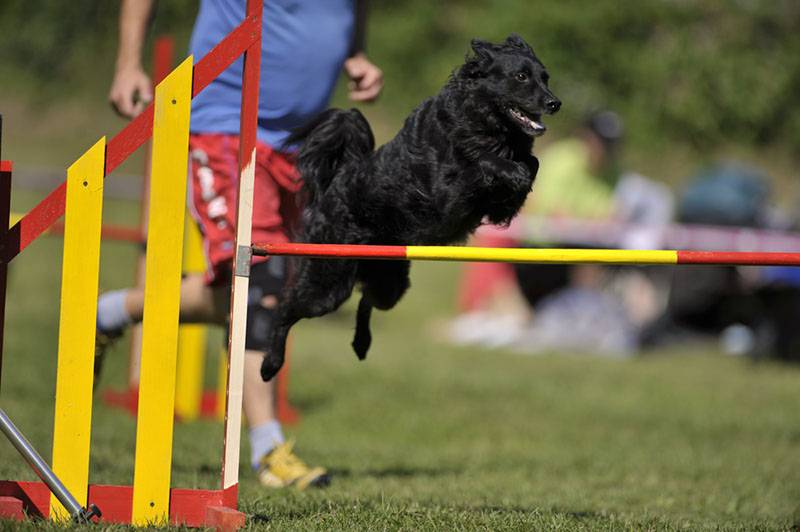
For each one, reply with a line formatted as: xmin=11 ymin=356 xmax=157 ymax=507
xmin=249 ymin=513 xmax=271 ymax=525
xmin=549 ymin=507 xmax=612 ymax=521
xmin=288 ymin=392 xmax=332 ymax=413
xmin=328 ymin=464 xmax=462 ymax=479
xmin=245 ymin=502 xmax=614 ymax=526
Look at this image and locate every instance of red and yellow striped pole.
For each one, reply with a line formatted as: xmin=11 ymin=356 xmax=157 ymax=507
xmin=252 ymin=242 xmax=800 ymax=267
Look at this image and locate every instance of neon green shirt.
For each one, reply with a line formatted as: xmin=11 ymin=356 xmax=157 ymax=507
xmin=523 ymin=139 xmax=614 ymax=219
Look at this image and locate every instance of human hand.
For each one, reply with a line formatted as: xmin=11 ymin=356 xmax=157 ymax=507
xmin=344 ymin=53 xmax=383 ymax=102
xmin=108 ymin=66 xmax=153 ymax=119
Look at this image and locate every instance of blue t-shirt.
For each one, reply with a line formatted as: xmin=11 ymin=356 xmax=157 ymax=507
xmin=189 ymin=0 xmax=354 ymax=148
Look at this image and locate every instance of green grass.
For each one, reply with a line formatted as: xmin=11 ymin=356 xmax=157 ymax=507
xmin=0 ymin=192 xmax=799 ymax=530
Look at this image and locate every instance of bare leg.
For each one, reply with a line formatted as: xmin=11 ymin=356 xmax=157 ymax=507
xmin=123 ymin=272 xmax=229 ymax=324
xmin=121 ymin=273 xmax=277 ymax=427
xmin=243 ymin=350 xmax=276 ymax=425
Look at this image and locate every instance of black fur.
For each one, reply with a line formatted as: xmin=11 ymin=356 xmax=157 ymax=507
xmin=261 ymin=34 xmax=560 ymax=381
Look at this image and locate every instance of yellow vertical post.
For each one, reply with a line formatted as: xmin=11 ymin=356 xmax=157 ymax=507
xmin=216 ymin=347 xmax=228 ymax=420
xmin=131 ymin=56 xmax=193 ymax=526
xmin=50 ymin=137 xmax=106 ymax=520
xmin=174 ymin=217 xmax=208 ymax=421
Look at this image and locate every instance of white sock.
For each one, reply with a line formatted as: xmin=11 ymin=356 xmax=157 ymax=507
xmin=97 ymin=289 xmax=133 ymax=333
xmin=250 ymin=420 xmax=285 ymax=470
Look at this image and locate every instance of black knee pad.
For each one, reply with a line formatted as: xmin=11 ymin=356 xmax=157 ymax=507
xmin=241 ymin=257 xmax=287 ymax=351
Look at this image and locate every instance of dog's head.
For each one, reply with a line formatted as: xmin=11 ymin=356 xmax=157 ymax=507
xmin=459 ymin=34 xmax=560 ymax=137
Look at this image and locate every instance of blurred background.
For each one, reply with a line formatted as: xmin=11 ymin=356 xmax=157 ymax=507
xmin=1 ymin=0 xmax=799 ymax=180
xmin=1 ymin=1 xmax=800 ymax=529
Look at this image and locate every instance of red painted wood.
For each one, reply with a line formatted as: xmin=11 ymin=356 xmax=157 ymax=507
xmin=42 ymin=220 xmax=142 ymax=243
xmin=105 ymin=107 xmax=154 ymax=176
xmin=206 ymin=505 xmax=246 ymax=531
xmin=0 ymin=161 xmax=11 ymax=173
xmin=0 ymin=496 xmax=24 ymax=520
xmin=0 ymin=162 xmax=10 ymax=389
xmin=275 ymin=349 xmax=300 ymax=424
xmin=0 ymin=481 xmax=235 ymax=527
xmin=3 ymin=183 xmax=64 ymax=263
xmin=170 ymin=487 xmax=227 ymax=527
xmin=0 ymin=481 xmax=50 ymax=519
xmin=222 ymin=484 xmax=238 ymax=509
xmin=252 ymin=242 xmax=409 ymax=260
xmin=153 ymin=36 xmax=175 ymax=85
xmin=238 ymin=2 xmax=261 ymax=170
xmin=102 ymin=387 xmax=139 ymax=415
xmin=193 ymin=13 xmax=260 ymax=102
xmin=4 ymin=16 xmax=259 ymax=265
xmin=87 ymin=484 xmax=132 ymax=523
xmin=677 ymin=250 xmax=800 ymax=266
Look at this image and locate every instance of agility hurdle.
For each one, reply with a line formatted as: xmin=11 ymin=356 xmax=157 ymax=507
xmin=0 ymin=0 xmax=263 ymax=527
xmin=252 ymin=242 xmax=800 ymax=266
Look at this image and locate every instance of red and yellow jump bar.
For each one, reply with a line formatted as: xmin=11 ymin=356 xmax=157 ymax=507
xmin=252 ymin=243 xmax=800 ymax=266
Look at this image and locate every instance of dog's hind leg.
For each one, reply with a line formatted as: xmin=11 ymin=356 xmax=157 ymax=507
xmin=350 ymin=260 xmax=411 ymax=360
xmin=261 ymin=258 xmax=359 ymax=381
xmin=352 ymin=295 xmax=373 ymax=360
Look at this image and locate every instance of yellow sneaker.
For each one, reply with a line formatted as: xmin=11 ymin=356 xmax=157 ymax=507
xmin=256 ymin=440 xmax=330 ymax=490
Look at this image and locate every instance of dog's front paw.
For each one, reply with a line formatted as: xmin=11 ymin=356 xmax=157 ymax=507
xmin=260 ymin=353 xmax=283 ymax=382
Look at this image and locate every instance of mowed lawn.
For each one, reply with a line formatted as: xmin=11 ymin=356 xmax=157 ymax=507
xmin=0 ymin=193 xmax=799 ymax=531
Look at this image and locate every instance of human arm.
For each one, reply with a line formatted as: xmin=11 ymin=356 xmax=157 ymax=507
xmin=344 ymin=0 xmax=383 ymax=102
xmin=108 ymin=0 xmax=155 ymax=118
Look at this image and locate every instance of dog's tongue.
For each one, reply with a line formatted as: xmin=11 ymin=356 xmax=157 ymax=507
xmin=509 ymin=107 xmax=546 ymax=135
xmin=526 ymin=116 xmax=545 ymax=136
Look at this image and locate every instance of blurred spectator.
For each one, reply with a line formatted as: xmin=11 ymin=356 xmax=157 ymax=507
xmin=448 ymin=110 xmax=673 ymax=355
xmin=641 ymin=162 xmax=800 ymax=362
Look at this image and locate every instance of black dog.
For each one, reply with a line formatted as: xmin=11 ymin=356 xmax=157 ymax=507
xmin=261 ymin=34 xmax=560 ymax=381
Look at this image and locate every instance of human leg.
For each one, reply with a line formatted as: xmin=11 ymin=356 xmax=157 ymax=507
xmin=97 ymin=134 xmax=326 ymax=487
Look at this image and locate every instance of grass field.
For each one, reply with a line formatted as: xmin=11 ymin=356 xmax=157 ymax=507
xmin=0 ymin=192 xmax=799 ymax=531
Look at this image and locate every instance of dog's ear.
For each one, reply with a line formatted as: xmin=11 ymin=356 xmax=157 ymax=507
xmin=470 ymin=38 xmax=495 ymax=63
xmin=505 ymin=33 xmax=533 ymax=54
xmin=460 ymin=39 xmax=496 ymax=80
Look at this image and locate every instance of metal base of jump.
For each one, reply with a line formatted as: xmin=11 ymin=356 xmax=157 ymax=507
xmin=0 ymin=408 xmax=100 ymax=523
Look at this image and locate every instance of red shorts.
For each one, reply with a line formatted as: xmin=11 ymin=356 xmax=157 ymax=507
xmin=188 ymin=133 xmax=302 ymax=285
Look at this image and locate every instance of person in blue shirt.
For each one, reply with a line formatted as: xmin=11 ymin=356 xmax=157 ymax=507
xmin=100 ymin=0 xmax=383 ymax=489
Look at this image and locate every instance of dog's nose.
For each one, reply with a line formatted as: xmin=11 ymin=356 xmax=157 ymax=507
xmin=545 ymin=98 xmax=561 ymax=113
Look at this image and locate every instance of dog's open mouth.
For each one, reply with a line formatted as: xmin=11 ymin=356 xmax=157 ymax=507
xmin=507 ymin=107 xmax=546 ymax=137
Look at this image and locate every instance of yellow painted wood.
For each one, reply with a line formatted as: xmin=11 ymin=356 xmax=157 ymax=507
xmin=174 ymin=217 xmax=209 ymax=421
xmin=216 ymin=347 xmax=228 ymax=420
xmin=182 ymin=215 xmax=206 ymax=273
xmin=174 ymin=325 xmax=207 ymax=421
xmin=406 ymin=246 xmax=679 ymax=265
xmin=50 ymin=137 xmax=106 ymax=520
xmin=131 ymin=56 xmax=193 ymax=526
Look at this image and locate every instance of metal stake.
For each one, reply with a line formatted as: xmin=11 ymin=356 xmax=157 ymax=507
xmin=0 ymin=407 xmax=101 ymax=523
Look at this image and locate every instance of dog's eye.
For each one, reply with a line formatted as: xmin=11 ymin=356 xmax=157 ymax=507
xmin=515 ymin=72 xmax=529 ymax=82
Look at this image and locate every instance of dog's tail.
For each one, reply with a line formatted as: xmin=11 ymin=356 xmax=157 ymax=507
xmin=285 ymin=108 xmax=375 ymax=204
